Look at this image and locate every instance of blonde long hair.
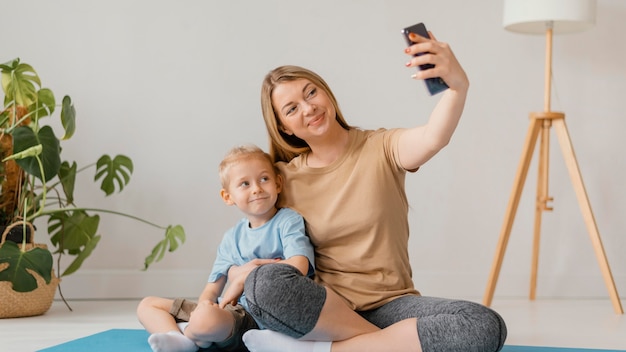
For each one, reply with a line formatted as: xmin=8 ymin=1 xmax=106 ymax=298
xmin=260 ymin=65 xmax=353 ymax=163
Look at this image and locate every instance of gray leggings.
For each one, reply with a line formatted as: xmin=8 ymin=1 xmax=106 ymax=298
xmin=244 ymin=263 xmax=507 ymax=352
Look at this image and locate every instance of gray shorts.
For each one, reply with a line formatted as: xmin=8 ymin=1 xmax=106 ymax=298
xmin=170 ymin=298 xmax=258 ymax=352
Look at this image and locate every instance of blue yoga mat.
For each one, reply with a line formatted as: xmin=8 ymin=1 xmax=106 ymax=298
xmin=37 ymin=329 xmax=626 ymax=352
xmin=38 ymin=329 xmax=151 ymax=352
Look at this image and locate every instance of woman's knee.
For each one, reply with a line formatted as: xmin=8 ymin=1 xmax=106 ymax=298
xmin=244 ymin=263 xmax=316 ymax=306
xmin=485 ymin=306 xmax=507 ymax=351
xmin=243 ymin=263 xmax=326 ymax=338
xmin=416 ymin=299 xmax=507 ymax=352
xmin=463 ymin=302 xmax=507 ymax=352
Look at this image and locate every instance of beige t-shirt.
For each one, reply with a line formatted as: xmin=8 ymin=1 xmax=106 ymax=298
xmin=277 ymin=128 xmax=420 ymax=311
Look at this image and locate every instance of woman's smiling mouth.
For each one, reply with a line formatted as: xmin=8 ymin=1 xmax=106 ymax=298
xmin=307 ymin=113 xmax=324 ymax=127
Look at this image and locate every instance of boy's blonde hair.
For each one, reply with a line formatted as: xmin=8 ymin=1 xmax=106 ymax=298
xmin=218 ymin=144 xmax=278 ymax=189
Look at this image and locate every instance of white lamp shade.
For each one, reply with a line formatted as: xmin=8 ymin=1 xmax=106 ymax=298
xmin=503 ymin=0 xmax=596 ymax=34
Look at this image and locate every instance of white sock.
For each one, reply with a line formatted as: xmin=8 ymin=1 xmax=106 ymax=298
xmin=177 ymin=322 xmax=189 ymax=332
xmin=242 ymin=329 xmax=331 ymax=352
xmin=148 ymin=330 xmax=199 ymax=352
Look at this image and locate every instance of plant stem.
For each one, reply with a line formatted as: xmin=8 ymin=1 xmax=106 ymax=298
xmin=28 ymin=207 xmax=167 ymax=229
xmin=41 ymin=162 xmax=97 ymax=191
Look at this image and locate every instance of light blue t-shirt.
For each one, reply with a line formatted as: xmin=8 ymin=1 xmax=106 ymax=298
xmin=208 ymin=207 xmax=315 ymax=310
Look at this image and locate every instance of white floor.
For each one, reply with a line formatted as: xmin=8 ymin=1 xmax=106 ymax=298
xmin=1 ymin=298 xmax=625 ymax=351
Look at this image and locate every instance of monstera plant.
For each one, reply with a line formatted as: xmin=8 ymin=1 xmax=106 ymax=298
xmin=0 ymin=58 xmax=185 ymax=299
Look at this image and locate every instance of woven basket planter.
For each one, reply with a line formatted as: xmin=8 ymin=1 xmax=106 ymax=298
xmin=0 ymin=221 xmax=60 ymax=319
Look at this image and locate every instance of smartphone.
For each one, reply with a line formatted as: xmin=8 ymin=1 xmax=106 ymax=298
xmin=402 ymin=22 xmax=449 ymax=95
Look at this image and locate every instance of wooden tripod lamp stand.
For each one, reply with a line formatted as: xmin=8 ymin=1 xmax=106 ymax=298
xmin=483 ymin=0 xmax=623 ymax=314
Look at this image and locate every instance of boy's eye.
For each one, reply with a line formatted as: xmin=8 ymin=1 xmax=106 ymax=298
xmin=239 ymin=181 xmax=249 ymax=187
xmin=260 ymin=176 xmax=269 ymax=183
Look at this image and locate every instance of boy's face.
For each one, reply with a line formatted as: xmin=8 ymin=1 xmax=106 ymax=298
xmin=220 ymin=156 xmax=282 ymax=227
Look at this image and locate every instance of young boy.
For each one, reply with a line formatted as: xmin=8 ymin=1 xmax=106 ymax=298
xmin=137 ymin=145 xmax=315 ymax=352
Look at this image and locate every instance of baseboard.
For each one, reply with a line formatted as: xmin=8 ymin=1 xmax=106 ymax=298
xmin=54 ymin=269 xmax=208 ymax=300
xmin=53 ymin=269 xmax=625 ymax=301
xmin=413 ymin=271 xmax=626 ymax=301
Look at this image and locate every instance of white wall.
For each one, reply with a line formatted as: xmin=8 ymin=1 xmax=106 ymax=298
xmin=2 ymin=0 xmax=624 ymax=303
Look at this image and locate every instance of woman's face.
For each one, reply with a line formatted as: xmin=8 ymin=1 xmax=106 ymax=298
xmin=271 ymin=79 xmax=337 ymax=143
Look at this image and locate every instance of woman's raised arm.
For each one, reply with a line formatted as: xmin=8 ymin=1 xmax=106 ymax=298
xmin=398 ymin=32 xmax=469 ymax=171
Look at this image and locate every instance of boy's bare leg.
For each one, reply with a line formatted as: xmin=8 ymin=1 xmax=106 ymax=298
xmin=184 ymin=300 xmax=236 ymax=348
xmin=137 ymin=297 xmax=198 ymax=352
xmin=137 ymin=296 xmax=181 ymax=333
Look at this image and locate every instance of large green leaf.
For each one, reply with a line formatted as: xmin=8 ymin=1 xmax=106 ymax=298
xmin=0 ymin=107 xmax=9 ymax=126
xmin=95 ymin=155 xmax=133 ymax=196
xmin=143 ymin=225 xmax=186 ymax=270
xmin=48 ymin=210 xmax=100 ymax=252
xmin=0 ymin=58 xmax=17 ymax=71
xmin=12 ymin=125 xmax=61 ymax=182
xmin=60 ymin=95 xmax=76 ymax=140
xmin=26 ymin=88 xmax=56 ymax=119
xmin=61 ymin=234 xmax=101 ymax=277
xmin=0 ymin=241 xmax=53 ymax=292
xmin=58 ymin=161 xmax=77 ymax=204
xmin=48 ymin=211 xmax=103 ymax=277
xmin=0 ymin=58 xmax=41 ymax=107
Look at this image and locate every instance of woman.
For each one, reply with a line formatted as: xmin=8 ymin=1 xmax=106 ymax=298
xmin=223 ymin=31 xmax=507 ymax=352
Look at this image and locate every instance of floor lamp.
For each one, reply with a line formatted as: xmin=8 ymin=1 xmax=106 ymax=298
xmin=482 ymin=0 xmax=624 ymax=314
